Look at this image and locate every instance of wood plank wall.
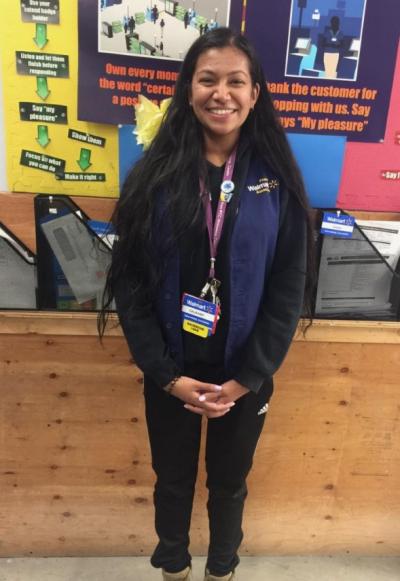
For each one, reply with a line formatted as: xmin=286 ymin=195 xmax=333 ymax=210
xmin=1 ymin=317 xmax=399 ymax=557
xmin=0 ymin=192 xmax=399 ymax=556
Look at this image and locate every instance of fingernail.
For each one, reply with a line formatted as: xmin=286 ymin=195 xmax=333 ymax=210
xmin=199 ymin=395 xmax=206 ymax=402
xmin=214 ymin=385 xmax=222 ymax=391
xmin=229 ymin=402 xmax=235 ymax=407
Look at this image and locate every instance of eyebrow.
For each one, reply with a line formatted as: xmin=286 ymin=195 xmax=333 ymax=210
xmin=196 ymin=68 xmax=249 ymax=76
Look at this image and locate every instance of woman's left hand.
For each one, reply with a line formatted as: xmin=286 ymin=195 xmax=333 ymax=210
xmin=184 ymin=379 xmax=249 ymax=419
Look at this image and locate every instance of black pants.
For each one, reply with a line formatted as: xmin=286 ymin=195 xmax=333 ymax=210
xmin=144 ymin=373 xmax=273 ymax=576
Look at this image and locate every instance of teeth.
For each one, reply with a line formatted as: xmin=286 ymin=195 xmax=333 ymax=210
xmin=208 ymin=109 xmax=234 ymax=115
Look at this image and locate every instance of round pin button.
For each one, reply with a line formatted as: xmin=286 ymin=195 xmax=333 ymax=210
xmin=221 ymin=180 xmax=234 ymax=194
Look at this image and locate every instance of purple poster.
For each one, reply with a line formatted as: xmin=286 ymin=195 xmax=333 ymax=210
xmin=78 ymin=0 xmax=243 ymax=126
xmin=245 ymin=0 xmax=399 ymax=142
xmin=78 ymin=0 xmax=399 ymax=142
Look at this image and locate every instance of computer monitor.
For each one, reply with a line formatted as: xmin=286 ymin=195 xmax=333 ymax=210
xmin=295 ymin=37 xmax=311 ymax=54
xmin=350 ymin=39 xmax=361 ymax=53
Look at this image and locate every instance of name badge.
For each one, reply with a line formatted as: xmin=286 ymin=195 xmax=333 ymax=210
xmin=181 ymin=293 xmax=220 ymax=338
xmin=320 ymin=212 xmax=355 ymax=238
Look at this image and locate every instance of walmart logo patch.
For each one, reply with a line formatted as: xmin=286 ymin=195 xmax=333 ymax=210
xmin=247 ymin=177 xmax=279 ymax=195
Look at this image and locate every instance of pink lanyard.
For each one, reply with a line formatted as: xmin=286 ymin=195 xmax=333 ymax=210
xmin=200 ymin=146 xmax=237 ymax=281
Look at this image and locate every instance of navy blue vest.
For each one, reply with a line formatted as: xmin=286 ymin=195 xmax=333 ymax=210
xmin=155 ymin=155 xmax=281 ymax=377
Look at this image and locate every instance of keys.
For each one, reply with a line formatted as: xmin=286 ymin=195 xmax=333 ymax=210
xmin=200 ymin=278 xmax=221 ymax=305
xmin=200 ymin=278 xmax=221 ymax=320
xmin=210 ymin=278 xmax=221 ymax=290
xmin=210 ymin=279 xmax=220 ymax=304
xmin=200 ymin=281 xmax=211 ymax=299
xmin=210 ymin=279 xmax=221 ymax=321
xmin=211 ymin=279 xmax=221 ymax=319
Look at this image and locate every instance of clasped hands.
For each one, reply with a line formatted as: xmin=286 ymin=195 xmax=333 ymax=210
xmin=170 ymin=376 xmax=249 ymax=419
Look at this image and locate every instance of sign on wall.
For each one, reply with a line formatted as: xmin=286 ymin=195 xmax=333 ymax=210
xmin=78 ymin=0 xmax=243 ymax=125
xmin=1 ymin=1 xmax=399 ymax=209
xmin=78 ymin=0 xmax=399 ymax=144
xmin=245 ymin=0 xmax=399 ymax=143
xmin=0 ymin=0 xmax=119 ymax=197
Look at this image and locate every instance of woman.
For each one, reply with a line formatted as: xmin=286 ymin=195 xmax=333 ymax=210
xmin=101 ymin=27 xmax=315 ymax=581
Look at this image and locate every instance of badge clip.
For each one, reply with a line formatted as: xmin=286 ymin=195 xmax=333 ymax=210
xmin=220 ymin=180 xmax=234 ymax=202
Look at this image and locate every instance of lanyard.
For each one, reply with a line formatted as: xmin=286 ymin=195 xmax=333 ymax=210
xmin=200 ymin=146 xmax=237 ymax=282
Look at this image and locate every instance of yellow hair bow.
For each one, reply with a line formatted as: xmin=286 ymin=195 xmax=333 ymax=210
xmin=134 ymin=95 xmax=172 ymax=150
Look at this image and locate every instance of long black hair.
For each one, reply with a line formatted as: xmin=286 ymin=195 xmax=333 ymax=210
xmin=99 ymin=27 xmax=316 ymax=336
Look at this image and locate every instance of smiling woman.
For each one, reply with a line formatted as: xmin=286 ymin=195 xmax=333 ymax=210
xmin=99 ymin=27 xmax=316 ymax=581
xmin=189 ymin=46 xmax=260 ymax=165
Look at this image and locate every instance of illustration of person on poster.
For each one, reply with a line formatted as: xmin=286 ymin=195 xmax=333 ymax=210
xmin=322 ymin=16 xmax=344 ymax=79
xmin=285 ymin=0 xmax=366 ymax=81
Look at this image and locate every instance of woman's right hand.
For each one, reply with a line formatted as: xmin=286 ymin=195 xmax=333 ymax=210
xmin=170 ymin=376 xmax=235 ymax=418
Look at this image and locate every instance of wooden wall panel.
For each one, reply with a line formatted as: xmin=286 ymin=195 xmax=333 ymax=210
xmin=0 ymin=333 xmax=156 ymax=556
xmin=1 ymin=319 xmax=399 ymax=557
xmin=245 ymin=341 xmax=400 ymax=555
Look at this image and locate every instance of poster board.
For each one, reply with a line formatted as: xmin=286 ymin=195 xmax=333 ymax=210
xmin=0 ymin=0 xmax=399 ymax=209
xmin=0 ymin=0 xmax=119 ymax=197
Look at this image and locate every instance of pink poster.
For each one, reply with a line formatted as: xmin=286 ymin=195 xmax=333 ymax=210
xmin=338 ymin=43 xmax=400 ymax=210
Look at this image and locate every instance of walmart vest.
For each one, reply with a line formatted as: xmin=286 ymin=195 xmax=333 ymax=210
xmin=154 ymin=155 xmax=281 ymax=377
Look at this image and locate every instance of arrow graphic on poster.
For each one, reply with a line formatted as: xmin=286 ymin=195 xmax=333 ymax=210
xmin=36 ymin=77 xmax=50 ymax=100
xmin=36 ymin=125 xmax=50 ymax=148
xmin=77 ymin=148 xmax=92 ymax=171
xmin=33 ymin=23 xmax=48 ymax=49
